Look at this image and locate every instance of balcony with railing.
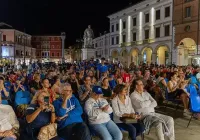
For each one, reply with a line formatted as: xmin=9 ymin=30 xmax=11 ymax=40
xmin=143 ymin=39 xmax=155 ymax=44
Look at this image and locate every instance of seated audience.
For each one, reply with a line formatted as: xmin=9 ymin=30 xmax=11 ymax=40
xmin=112 ymin=84 xmax=144 ymax=140
xmin=101 ymin=77 xmax=113 ymax=101
xmin=53 ymin=83 xmax=91 ymax=140
xmin=167 ymin=73 xmax=190 ymax=116
xmin=78 ymin=76 xmax=93 ymax=106
xmin=31 ymin=78 xmax=55 ymax=104
xmin=85 ymin=86 xmax=122 ymax=140
xmin=30 ymin=74 xmax=42 ymax=95
xmin=25 ymin=91 xmax=57 ymax=140
xmin=131 ymin=79 xmax=175 ymax=140
xmin=0 ymin=77 xmax=10 ymax=104
xmin=0 ymin=104 xmax=19 ymax=140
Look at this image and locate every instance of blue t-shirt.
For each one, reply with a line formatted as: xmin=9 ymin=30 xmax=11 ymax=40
xmin=97 ymin=64 xmax=108 ymax=73
xmin=26 ymin=104 xmax=51 ymax=129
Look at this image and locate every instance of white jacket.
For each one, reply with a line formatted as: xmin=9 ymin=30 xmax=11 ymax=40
xmin=85 ymin=97 xmax=112 ymax=124
xmin=130 ymin=90 xmax=157 ymax=117
xmin=112 ymin=95 xmax=135 ymax=123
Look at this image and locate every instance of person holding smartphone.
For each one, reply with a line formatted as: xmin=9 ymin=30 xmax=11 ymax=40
xmin=25 ymin=91 xmax=56 ymax=139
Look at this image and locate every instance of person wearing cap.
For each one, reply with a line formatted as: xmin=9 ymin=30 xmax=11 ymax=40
xmin=97 ymin=57 xmax=108 ymax=80
xmin=85 ymin=86 xmax=122 ymax=140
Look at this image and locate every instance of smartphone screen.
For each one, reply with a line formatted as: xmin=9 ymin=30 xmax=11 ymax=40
xmin=44 ymin=96 xmax=49 ymax=105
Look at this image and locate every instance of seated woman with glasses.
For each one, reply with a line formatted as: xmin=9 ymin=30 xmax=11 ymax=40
xmin=112 ymin=84 xmax=144 ymax=140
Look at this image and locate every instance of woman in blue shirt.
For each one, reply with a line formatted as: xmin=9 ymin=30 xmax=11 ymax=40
xmin=24 ymin=91 xmax=57 ymax=140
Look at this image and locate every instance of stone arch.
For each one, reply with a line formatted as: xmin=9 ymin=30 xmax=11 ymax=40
xmin=141 ymin=46 xmax=153 ymax=64
xmin=129 ymin=47 xmax=140 ymax=65
xmin=141 ymin=46 xmax=153 ymax=54
xmin=154 ymin=44 xmax=170 ymax=54
xmin=120 ymin=48 xmax=128 ymax=56
xmin=111 ymin=49 xmax=120 ymax=58
xmin=177 ymin=38 xmax=197 ymax=66
xmin=129 ymin=47 xmax=140 ymax=55
xmin=155 ymin=44 xmax=170 ymax=65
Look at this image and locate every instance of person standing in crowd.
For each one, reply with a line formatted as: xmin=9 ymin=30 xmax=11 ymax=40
xmin=78 ymin=76 xmax=93 ymax=106
xmin=85 ymin=86 xmax=122 ymax=140
xmin=97 ymin=57 xmax=108 ymax=80
xmin=131 ymin=79 xmax=175 ymax=140
xmin=25 ymin=91 xmax=57 ymax=140
xmin=53 ymin=84 xmax=91 ymax=140
xmin=112 ymin=84 xmax=145 ymax=140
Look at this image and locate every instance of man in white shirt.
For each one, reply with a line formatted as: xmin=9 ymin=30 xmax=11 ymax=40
xmin=130 ymin=79 xmax=175 ymax=140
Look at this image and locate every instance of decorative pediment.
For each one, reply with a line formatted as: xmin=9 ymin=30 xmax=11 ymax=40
xmin=154 ymin=23 xmax=162 ymax=28
xmin=131 ymin=28 xmax=137 ymax=33
xmin=121 ymin=31 xmax=126 ymax=35
xmin=143 ymin=24 xmax=150 ymax=29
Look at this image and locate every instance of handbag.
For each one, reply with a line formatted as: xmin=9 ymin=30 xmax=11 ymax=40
xmin=37 ymin=123 xmax=57 ymax=140
xmin=0 ymin=117 xmax=12 ymax=132
xmin=120 ymin=117 xmax=137 ymax=123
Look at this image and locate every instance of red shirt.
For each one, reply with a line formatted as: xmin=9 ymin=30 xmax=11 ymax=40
xmin=123 ymin=73 xmax=130 ymax=83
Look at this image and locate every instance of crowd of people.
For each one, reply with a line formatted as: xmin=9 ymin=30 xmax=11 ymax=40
xmin=0 ymin=57 xmax=199 ymax=140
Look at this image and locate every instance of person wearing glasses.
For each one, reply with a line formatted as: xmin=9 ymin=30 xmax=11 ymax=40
xmin=130 ymin=79 xmax=175 ymax=140
xmin=112 ymin=84 xmax=144 ymax=140
xmin=53 ymin=83 xmax=91 ymax=140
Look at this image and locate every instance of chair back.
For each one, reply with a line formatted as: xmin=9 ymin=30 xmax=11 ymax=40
xmin=190 ymin=94 xmax=200 ymax=113
xmin=190 ymin=76 xmax=198 ymax=84
xmin=14 ymin=91 xmax=31 ymax=106
xmin=189 ymin=84 xmax=197 ymax=96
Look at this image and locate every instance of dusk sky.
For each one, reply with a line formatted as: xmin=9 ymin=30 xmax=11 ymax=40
xmin=0 ymin=0 xmax=142 ymax=46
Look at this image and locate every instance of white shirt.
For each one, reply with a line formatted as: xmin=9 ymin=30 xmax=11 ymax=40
xmin=84 ymin=97 xmax=112 ymax=124
xmin=112 ymin=95 xmax=135 ymax=123
xmin=130 ymin=90 xmax=157 ymax=117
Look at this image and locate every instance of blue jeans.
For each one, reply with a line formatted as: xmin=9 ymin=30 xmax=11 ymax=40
xmin=90 ymin=120 xmax=123 ymax=140
xmin=117 ymin=123 xmax=145 ymax=140
xmin=0 ymin=137 xmax=16 ymax=140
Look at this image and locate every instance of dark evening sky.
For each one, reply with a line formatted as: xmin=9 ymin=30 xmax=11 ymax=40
xmin=0 ymin=0 xmax=141 ymax=46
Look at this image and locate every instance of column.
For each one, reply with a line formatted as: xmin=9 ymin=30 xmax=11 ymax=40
xmin=138 ymin=54 xmax=143 ymax=64
xmin=61 ymin=32 xmax=66 ymax=63
xmin=152 ymin=52 xmax=157 ymax=64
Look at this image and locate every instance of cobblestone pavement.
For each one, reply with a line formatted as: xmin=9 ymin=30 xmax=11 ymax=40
xmin=138 ymin=107 xmax=200 ymax=140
